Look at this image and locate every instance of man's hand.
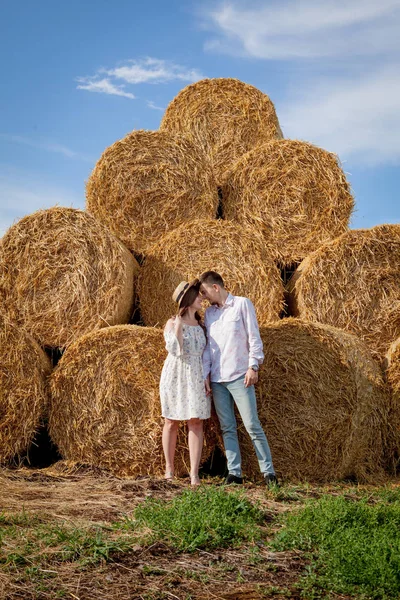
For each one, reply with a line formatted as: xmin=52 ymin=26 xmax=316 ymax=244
xmin=204 ymin=376 xmax=212 ymax=397
xmin=244 ymin=368 xmax=258 ymax=388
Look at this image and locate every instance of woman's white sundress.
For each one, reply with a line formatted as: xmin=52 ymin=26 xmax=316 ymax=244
xmin=160 ymin=323 xmax=211 ymax=420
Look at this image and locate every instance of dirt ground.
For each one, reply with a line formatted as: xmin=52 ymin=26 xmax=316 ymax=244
xmin=1 ymin=463 xmax=389 ymax=600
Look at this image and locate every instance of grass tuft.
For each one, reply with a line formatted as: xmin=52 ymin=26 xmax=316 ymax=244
xmin=124 ymin=486 xmax=266 ymax=552
xmin=273 ymin=493 xmax=400 ymax=598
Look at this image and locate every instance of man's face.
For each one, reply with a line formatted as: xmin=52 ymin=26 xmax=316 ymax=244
xmin=200 ymin=282 xmax=220 ymax=305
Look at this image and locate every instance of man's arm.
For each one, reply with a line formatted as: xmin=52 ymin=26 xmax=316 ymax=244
xmin=241 ymin=298 xmax=264 ymax=368
xmin=241 ymin=298 xmax=264 ymax=387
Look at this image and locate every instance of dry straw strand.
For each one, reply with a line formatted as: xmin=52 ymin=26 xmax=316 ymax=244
xmin=137 ymin=219 xmax=284 ymax=328
xmin=160 ymin=78 xmax=283 ymax=185
xmin=86 ymin=130 xmax=218 ymax=254
xmin=234 ymin=319 xmax=393 ymax=483
xmin=0 ymin=316 xmax=52 ymax=463
xmin=288 ymin=224 xmax=400 ymax=357
xmin=221 ymin=139 xmax=354 ymax=265
xmin=49 ymin=325 xmax=218 ymax=477
xmin=0 ymin=207 xmax=138 ymax=348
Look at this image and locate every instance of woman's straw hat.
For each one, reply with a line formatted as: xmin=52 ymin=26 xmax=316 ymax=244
xmin=172 ymin=279 xmax=199 ymax=307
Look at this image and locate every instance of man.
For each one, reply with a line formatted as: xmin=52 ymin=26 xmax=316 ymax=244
xmin=199 ymin=271 xmax=278 ymax=487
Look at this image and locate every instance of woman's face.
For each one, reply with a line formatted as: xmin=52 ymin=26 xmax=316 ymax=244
xmin=191 ymin=292 xmax=203 ymax=311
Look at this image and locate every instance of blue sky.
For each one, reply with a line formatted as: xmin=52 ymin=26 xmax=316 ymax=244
xmin=1 ymin=0 xmax=399 ymax=236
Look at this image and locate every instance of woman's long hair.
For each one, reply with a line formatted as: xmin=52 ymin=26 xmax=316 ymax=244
xmin=178 ymin=280 xmax=207 ymax=337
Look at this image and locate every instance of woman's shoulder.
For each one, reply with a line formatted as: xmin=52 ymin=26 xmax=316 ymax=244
xmin=164 ymin=317 xmax=176 ymax=332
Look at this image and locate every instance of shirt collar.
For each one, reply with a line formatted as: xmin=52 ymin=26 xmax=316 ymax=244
xmin=210 ymin=292 xmax=235 ymax=311
xmin=223 ymin=293 xmax=235 ymax=307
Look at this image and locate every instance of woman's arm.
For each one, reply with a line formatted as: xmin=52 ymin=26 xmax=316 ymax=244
xmin=164 ymin=315 xmax=184 ymax=354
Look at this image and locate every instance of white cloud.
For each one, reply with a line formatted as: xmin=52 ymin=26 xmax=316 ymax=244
xmin=147 ymin=100 xmax=165 ymax=112
xmin=0 ymin=134 xmax=94 ymax=163
xmin=106 ymin=57 xmax=203 ymax=84
xmin=0 ymin=168 xmax=84 ymax=238
xmin=76 ymin=77 xmax=135 ymax=99
xmin=279 ymin=66 xmax=400 ymax=165
xmin=204 ymin=0 xmax=400 ymax=59
xmin=77 ymin=58 xmax=204 ymax=99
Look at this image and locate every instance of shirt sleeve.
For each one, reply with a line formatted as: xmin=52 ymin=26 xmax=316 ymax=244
xmin=241 ymin=298 xmax=264 ymax=368
xmin=202 ymin=310 xmax=212 ymax=379
xmin=164 ymin=329 xmax=182 ymax=357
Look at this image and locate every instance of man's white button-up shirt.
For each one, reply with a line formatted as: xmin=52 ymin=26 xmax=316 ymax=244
xmin=202 ymin=293 xmax=264 ymax=383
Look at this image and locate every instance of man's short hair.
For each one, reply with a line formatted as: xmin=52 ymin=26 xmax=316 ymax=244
xmin=199 ymin=271 xmax=225 ymax=287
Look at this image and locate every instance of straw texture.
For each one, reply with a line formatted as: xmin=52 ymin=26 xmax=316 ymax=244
xmin=0 ymin=316 xmax=52 ymax=463
xmin=49 ymin=325 xmax=218 ymax=477
xmin=0 ymin=207 xmax=138 ymax=348
xmin=160 ymin=78 xmax=282 ymax=184
xmin=86 ymin=130 xmax=218 ymax=254
xmin=137 ymin=219 xmax=284 ymax=327
xmin=221 ymin=139 xmax=354 ymax=264
xmin=384 ymin=337 xmax=400 ymax=465
xmin=288 ymin=224 xmax=400 ymax=356
xmin=236 ymin=319 xmax=393 ymax=482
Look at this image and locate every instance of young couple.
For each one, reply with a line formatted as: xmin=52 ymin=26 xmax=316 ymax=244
xmin=159 ymin=271 xmax=278 ymax=487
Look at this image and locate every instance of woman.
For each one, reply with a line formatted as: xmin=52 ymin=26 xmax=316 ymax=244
xmin=160 ymin=279 xmax=211 ymax=486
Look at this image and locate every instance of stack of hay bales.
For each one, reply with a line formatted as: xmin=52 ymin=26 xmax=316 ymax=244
xmin=0 ymin=76 xmax=398 ymax=482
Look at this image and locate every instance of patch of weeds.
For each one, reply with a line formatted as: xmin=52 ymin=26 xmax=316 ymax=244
xmin=142 ymin=564 xmax=167 ymax=576
xmin=246 ymin=545 xmax=264 ymax=566
xmin=0 ymin=510 xmax=43 ymax=527
xmin=272 ymin=494 xmax=400 ymax=599
xmin=236 ymin=569 xmax=246 ymax=583
xmin=1 ymin=518 xmax=135 ymax=572
xmin=369 ymin=486 xmax=400 ymax=504
xmin=267 ymin=486 xmax=301 ymax=502
xmin=180 ymin=568 xmax=210 ymax=583
xmin=123 ymin=486 xmax=266 ymax=552
xmin=258 ymin=584 xmax=292 ymax=597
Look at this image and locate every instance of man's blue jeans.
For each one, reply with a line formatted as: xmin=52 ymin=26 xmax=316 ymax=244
xmin=211 ymin=375 xmax=275 ymax=477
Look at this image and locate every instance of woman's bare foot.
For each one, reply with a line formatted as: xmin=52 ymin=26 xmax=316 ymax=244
xmin=164 ymin=470 xmax=174 ymax=480
xmin=190 ymin=474 xmax=201 ymax=486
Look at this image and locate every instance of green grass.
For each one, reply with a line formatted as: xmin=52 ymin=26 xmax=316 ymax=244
xmin=0 ymin=516 xmax=133 ymax=569
xmin=3 ymin=484 xmax=400 ymax=598
xmin=272 ymin=492 xmax=400 ymax=599
xmin=0 ymin=487 xmax=267 ymax=578
xmin=120 ymin=486 xmax=266 ymax=552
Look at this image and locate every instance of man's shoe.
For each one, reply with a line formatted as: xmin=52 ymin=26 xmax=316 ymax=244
xmin=225 ymin=474 xmax=243 ymax=485
xmin=264 ymin=473 xmax=279 ymax=488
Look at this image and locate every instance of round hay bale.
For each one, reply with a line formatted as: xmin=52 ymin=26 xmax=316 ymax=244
xmin=386 ymin=337 xmax=400 ymax=400
xmin=0 ymin=316 xmax=51 ymax=463
xmin=137 ymin=219 xmax=284 ymax=327
xmin=236 ymin=319 xmax=392 ymax=483
xmin=49 ymin=325 xmax=219 ymax=477
xmin=221 ymin=139 xmax=354 ymax=264
xmin=160 ymin=78 xmax=282 ymax=185
xmin=86 ymin=130 xmax=218 ymax=254
xmin=384 ymin=337 xmax=400 ymax=465
xmin=0 ymin=207 xmax=138 ymax=348
xmin=288 ymin=224 xmax=400 ymax=356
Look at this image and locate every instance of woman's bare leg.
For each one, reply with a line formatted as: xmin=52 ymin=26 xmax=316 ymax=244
xmin=187 ymin=418 xmax=203 ymax=485
xmin=162 ymin=418 xmax=179 ymax=478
